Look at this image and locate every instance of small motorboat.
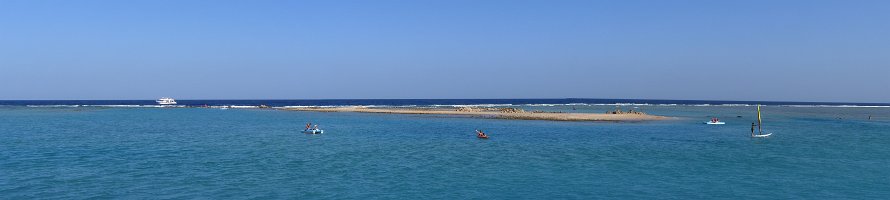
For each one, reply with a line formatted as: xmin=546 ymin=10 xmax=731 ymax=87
xmin=302 ymin=129 xmax=324 ymax=134
xmin=704 ymin=118 xmax=725 ymax=125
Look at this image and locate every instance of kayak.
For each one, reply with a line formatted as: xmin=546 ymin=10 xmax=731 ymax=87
xmin=302 ymin=129 xmax=324 ymax=134
xmin=477 ymin=135 xmax=489 ymax=139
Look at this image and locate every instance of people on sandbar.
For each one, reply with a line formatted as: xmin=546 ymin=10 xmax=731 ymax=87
xmin=604 ymin=106 xmax=645 ymax=115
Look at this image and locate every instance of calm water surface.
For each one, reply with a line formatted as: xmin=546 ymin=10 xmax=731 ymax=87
xmin=1 ymin=105 xmax=888 ymax=199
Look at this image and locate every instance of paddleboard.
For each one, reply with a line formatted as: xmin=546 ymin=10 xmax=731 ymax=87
xmin=752 ymin=133 xmax=772 ymax=138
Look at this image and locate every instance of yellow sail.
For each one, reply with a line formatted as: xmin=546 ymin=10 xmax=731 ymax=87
xmin=757 ymin=104 xmax=763 ymax=134
xmin=757 ymin=105 xmax=762 ymax=123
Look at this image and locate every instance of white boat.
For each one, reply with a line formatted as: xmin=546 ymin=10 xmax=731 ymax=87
xmin=704 ymin=118 xmax=725 ymax=125
xmin=156 ymin=97 xmax=177 ymax=105
xmin=752 ymin=105 xmax=772 ymax=138
xmin=302 ymin=129 xmax=324 ymax=134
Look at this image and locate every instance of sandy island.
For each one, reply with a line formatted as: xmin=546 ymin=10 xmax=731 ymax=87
xmin=281 ymin=106 xmax=668 ymax=122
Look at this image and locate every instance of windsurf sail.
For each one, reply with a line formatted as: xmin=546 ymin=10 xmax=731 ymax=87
xmin=757 ymin=105 xmax=763 ymax=134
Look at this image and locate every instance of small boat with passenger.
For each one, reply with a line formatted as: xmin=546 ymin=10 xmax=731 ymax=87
xmin=704 ymin=118 xmax=725 ymax=125
xmin=302 ymin=129 xmax=324 ymax=134
xmin=302 ymin=122 xmax=324 ymax=134
xmin=475 ymin=129 xmax=489 ymax=139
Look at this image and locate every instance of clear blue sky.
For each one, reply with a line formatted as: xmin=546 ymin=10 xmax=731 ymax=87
xmin=1 ymin=0 xmax=888 ymax=102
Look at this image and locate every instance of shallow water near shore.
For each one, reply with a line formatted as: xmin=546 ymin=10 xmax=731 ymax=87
xmin=1 ymin=105 xmax=889 ymax=199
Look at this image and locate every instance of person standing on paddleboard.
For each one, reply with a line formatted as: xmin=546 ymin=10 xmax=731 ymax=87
xmin=751 ymin=122 xmax=756 ymax=137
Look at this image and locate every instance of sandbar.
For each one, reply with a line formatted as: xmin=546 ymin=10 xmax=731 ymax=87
xmin=281 ymin=106 xmax=668 ymax=122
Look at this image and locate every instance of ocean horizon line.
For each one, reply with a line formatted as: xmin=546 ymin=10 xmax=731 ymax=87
xmin=1 ymin=98 xmax=888 ymax=106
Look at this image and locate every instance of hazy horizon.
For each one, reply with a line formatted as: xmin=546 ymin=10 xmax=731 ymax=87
xmin=2 ymin=1 xmax=888 ymax=102
xmin=1 ymin=97 xmax=888 ymax=104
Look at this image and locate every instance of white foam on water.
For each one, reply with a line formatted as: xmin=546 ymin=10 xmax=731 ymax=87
xmin=719 ymin=104 xmax=753 ymax=106
xmin=83 ymin=105 xmax=148 ymax=108
xmin=427 ymin=104 xmax=515 ymax=107
xmin=228 ymin=106 xmax=259 ymax=109
xmin=27 ymin=105 xmax=81 ymax=108
xmin=521 ymin=104 xmax=560 ymax=106
xmin=784 ymin=105 xmax=890 ymax=108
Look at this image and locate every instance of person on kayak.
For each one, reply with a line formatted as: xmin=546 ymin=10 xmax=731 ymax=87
xmin=306 ymin=123 xmax=311 ymax=130
xmin=313 ymin=124 xmax=319 ymax=130
xmin=476 ymin=129 xmax=487 ymax=137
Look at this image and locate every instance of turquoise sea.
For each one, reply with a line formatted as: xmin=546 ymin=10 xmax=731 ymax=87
xmin=1 ymin=102 xmax=889 ymax=199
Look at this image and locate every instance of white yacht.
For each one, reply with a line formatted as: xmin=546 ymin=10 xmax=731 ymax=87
xmin=156 ymin=97 xmax=177 ymax=105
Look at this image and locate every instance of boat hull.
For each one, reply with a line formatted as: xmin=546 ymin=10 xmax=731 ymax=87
xmin=302 ymin=129 xmax=324 ymax=134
